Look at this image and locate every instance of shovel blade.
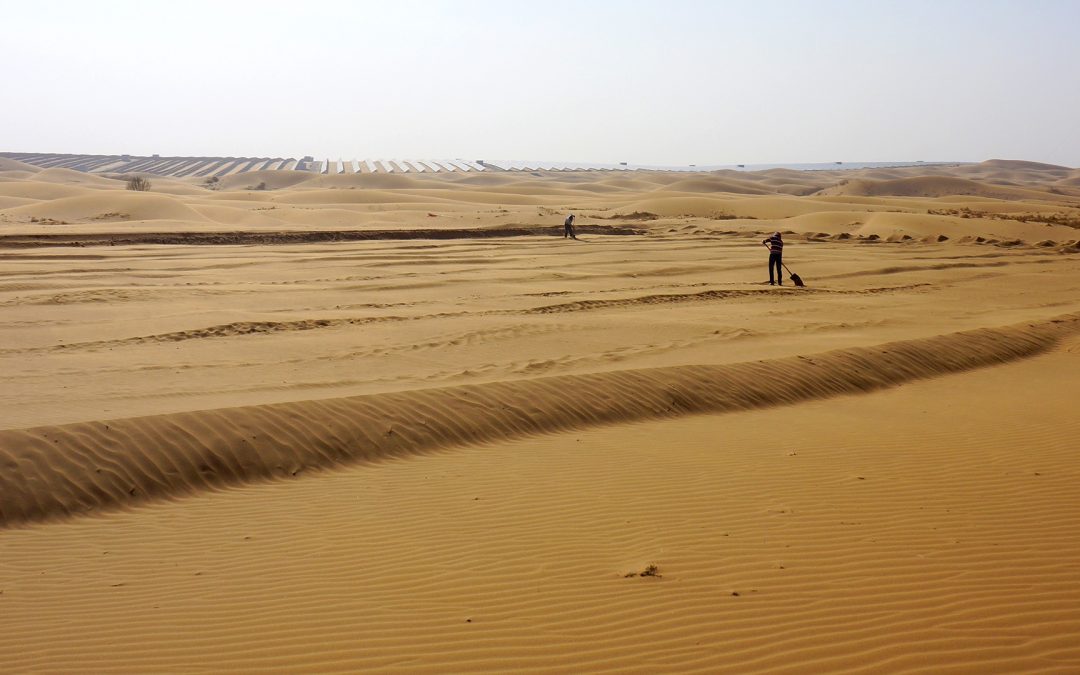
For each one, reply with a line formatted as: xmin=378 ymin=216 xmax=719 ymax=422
xmin=790 ymin=273 xmax=805 ymax=287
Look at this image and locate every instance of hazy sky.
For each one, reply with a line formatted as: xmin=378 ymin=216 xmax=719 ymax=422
xmin=3 ymin=0 xmax=1078 ymax=166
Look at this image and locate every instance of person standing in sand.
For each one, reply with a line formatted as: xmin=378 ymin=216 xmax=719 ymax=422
xmin=763 ymin=231 xmax=784 ymax=285
xmin=564 ymin=213 xmax=577 ymax=240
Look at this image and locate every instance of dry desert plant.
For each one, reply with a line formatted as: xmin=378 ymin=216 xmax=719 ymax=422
xmin=126 ymin=176 xmax=151 ymax=192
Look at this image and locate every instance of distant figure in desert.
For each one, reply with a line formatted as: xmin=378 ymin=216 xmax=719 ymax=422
xmin=763 ymin=231 xmax=784 ymax=285
xmin=564 ymin=213 xmax=577 ymax=240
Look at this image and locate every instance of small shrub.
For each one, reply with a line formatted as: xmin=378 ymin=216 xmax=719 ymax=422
xmin=126 ymin=176 xmax=151 ymax=192
xmin=624 ymin=564 xmax=662 ymax=578
xmin=599 ymin=211 xmax=658 ymax=221
xmin=928 ymin=206 xmax=1080 ymax=229
xmin=709 ymin=211 xmax=756 ymax=220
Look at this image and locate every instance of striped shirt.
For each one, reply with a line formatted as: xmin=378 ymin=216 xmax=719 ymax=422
xmin=764 ymin=235 xmax=784 ymax=254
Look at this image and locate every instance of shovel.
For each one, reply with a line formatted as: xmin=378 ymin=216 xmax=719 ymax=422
xmin=763 ymin=242 xmax=805 ymax=287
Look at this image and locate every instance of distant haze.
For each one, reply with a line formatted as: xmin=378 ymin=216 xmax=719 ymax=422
xmin=3 ymin=0 xmax=1078 ymax=167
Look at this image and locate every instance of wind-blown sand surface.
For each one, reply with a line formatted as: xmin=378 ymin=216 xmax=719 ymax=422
xmin=1 ymin=160 xmax=1079 ymax=672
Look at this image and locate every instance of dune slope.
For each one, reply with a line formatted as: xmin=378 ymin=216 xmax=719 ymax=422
xmin=2 ymin=313 xmax=1076 ymax=527
xmin=0 ymin=335 xmax=1078 ymax=672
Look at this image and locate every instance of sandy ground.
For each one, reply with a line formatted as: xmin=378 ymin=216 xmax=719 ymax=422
xmin=2 ymin=343 xmax=1078 ymax=672
xmin=1 ymin=160 xmax=1079 ymax=672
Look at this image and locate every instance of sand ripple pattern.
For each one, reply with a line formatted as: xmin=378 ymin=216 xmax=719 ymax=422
xmin=1 ymin=285 xmax=925 ymax=355
xmin=2 ymin=313 xmax=1077 ymax=527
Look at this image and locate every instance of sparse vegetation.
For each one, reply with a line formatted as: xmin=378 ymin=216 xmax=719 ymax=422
xmin=594 ymin=211 xmax=659 ymax=221
xmin=246 ymin=181 xmax=267 ymax=191
xmin=203 ymin=176 xmax=220 ymax=190
xmin=625 ymin=564 xmax=662 ymax=578
xmin=126 ymin=176 xmax=151 ymax=192
xmin=928 ymin=207 xmax=1080 ymax=229
xmin=708 ymin=210 xmax=757 ymax=220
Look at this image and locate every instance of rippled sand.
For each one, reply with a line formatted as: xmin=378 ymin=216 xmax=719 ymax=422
xmin=2 ymin=159 xmax=1079 ymax=671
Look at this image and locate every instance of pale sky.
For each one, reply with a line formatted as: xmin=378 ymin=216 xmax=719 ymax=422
xmin=3 ymin=0 xmax=1078 ymax=166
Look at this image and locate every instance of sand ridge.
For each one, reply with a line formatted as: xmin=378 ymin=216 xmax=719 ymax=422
xmin=2 ymin=313 xmax=1076 ymax=528
xmin=2 ymin=229 xmax=1076 ymax=431
xmin=1 ymin=337 xmax=1078 ymax=672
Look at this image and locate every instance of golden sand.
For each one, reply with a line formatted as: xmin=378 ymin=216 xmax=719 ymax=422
xmin=1 ymin=160 xmax=1078 ymax=671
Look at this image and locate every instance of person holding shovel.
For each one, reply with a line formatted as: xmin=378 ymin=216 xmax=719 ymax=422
xmin=564 ymin=213 xmax=577 ymax=239
xmin=763 ymin=231 xmax=784 ymax=285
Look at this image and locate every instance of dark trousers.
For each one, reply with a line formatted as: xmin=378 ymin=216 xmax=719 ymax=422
xmin=769 ymin=253 xmax=783 ymax=283
xmin=564 ymin=223 xmax=575 ymax=238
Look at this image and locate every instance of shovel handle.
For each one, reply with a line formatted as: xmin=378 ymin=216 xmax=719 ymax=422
xmin=764 ymin=241 xmax=796 ymax=275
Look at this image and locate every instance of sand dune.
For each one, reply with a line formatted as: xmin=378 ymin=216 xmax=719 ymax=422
xmin=659 ymin=176 xmax=775 ymax=195
xmin=1056 ymin=170 xmax=1080 ymax=187
xmin=2 ymin=313 xmax=1076 ymax=527
xmin=818 ymin=175 xmax=1071 ymax=201
xmin=3 ymin=161 xmax=1079 ymax=241
xmin=853 ymin=210 xmax=1076 ymax=241
xmin=31 ymin=167 xmax=125 ymax=187
xmin=0 ymin=156 xmax=40 ymax=172
xmin=980 ymin=158 xmax=1073 ymax=171
xmin=306 ymin=172 xmax=440 ymax=190
xmin=215 ymin=168 xmax=320 ymax=191
xmin=0 ymin=180 xmax=91 ymax=201
xmin=188 ymin=203 xmax=286 ymax=227
xmin=1 ymin=320 xmax=1079 ymax=672
xmin=0 ymin=170 xmax=38 ymax=181
xmin=5 ymin=191 xmax=211 ymax=223
xmin=2 ymin=159 xmax=1079 ymax=672
xmin=273 ymin=187 xmax=443 ymax=205
xmin=0 ymin=195 xmax=37 ymax=209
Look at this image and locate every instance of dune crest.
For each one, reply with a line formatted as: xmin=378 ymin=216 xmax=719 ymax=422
xmin=0 ymin=157 xmax=41 ymax=173
xmin=819 ymin=175 xmax=1069 ymax=201
xmin=980 ymin=158 xmax=1073 ymax=171
xmin=2 ymin=313 xmax=1076 ymax=528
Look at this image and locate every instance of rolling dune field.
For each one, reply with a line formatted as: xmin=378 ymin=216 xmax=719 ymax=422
xmin=1 ymin=160 xmax=1079 ymax=672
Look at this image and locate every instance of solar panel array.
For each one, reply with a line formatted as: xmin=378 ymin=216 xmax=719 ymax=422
xmin=1 ymin=152 xmax=711 ymax=176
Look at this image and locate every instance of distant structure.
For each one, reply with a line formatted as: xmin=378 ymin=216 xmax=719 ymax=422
xmin=0 ymin=152 xmax=731 ymax=177
xmin=0 ymin=152 xmax=958 ymax=177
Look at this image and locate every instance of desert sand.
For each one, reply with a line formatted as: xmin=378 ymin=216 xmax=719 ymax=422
xmin=1 ymin=159 xmax=1079 ymax=672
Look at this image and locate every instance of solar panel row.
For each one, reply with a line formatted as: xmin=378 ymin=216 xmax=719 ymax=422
xmin=1 ymin=152 xmax=708 ymax=176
